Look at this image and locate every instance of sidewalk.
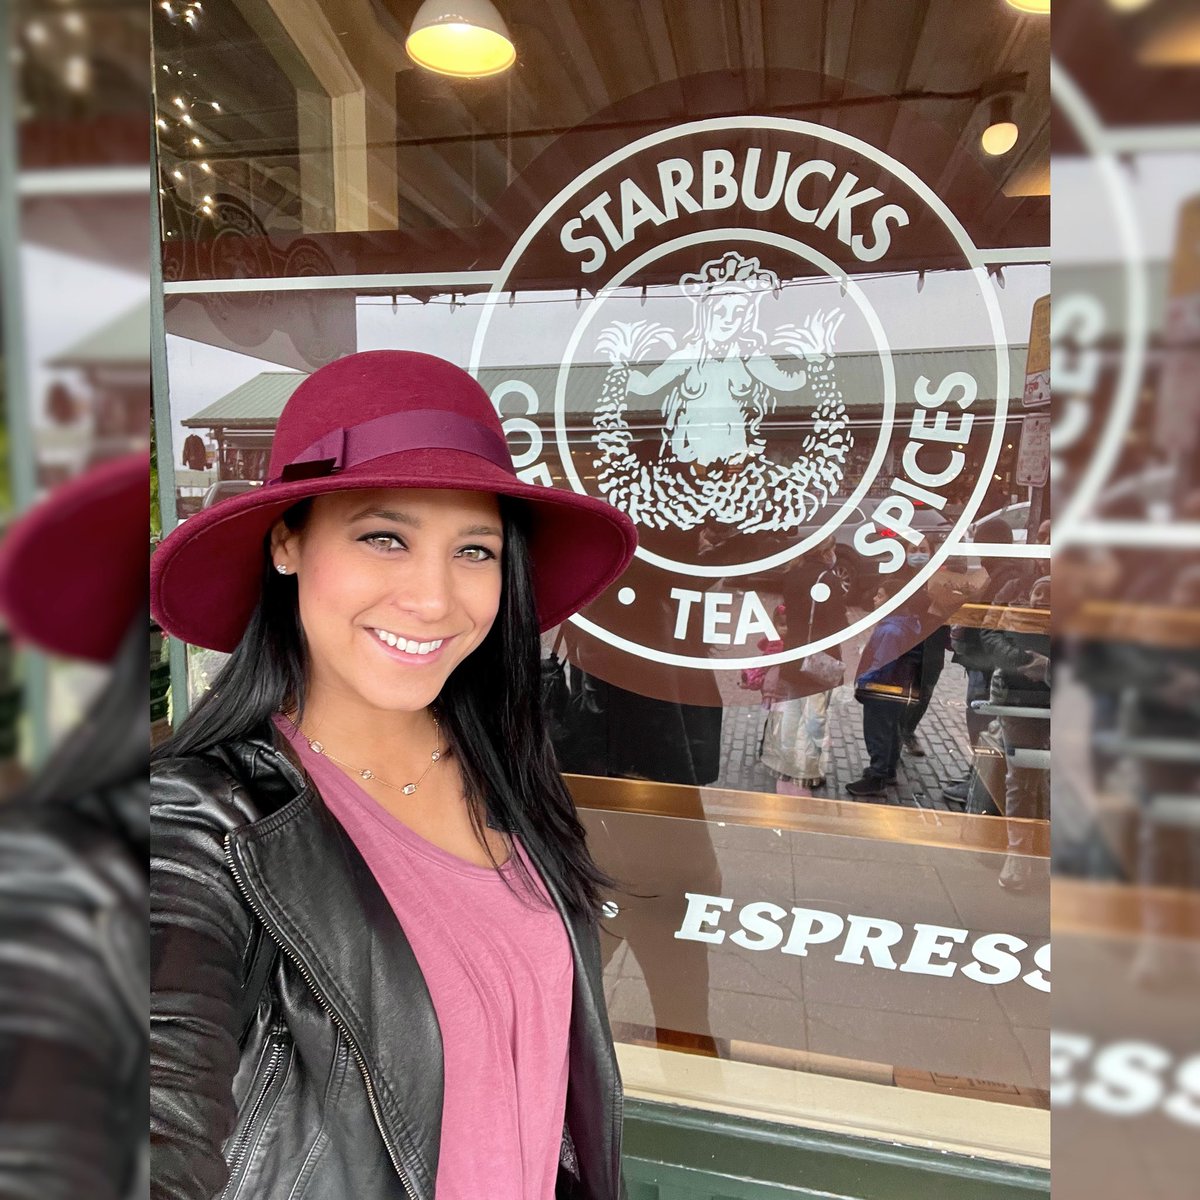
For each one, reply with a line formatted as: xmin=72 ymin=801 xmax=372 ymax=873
xmin=714 ymin=663 xmax=972 ymax=810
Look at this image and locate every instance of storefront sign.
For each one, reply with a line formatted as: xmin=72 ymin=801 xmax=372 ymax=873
xmin=1156 ymin=192 xmax=1200 ymax=459
xmin=1053 ymin=883 xmax=1200 ymax=1197
xmin=471 ymin=118 xmax=1011 ymax=677
xmin=1023 ymin=292 xmax=1051 ymax=408
xmin=674 ymin=891 xmax=1050 ymax=991
xmin=583 ymin=808 xmax=1049 ymax=1090
xmin=1017 ymin=412 xmax=1052 ymax=487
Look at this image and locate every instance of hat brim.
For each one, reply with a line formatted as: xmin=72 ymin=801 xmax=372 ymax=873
xmin=150 ymin=449 xmax=638 ymax=652
xmin=0 ymin=452 xmax=150 ymax=662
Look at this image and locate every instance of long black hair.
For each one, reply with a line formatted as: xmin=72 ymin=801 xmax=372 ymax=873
xmin=153 ymin=495 xmax=611 ymax=917
xmin=16 ymin=612 xmax=149 ymax=851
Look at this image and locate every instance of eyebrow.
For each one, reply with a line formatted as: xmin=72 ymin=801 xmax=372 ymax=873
xmin=350 ymin=508 xmax=503 ymax=538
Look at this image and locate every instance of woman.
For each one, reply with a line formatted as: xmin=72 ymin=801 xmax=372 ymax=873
xmin=150 ymin=352 xmax=637 ymax=1200
xmin=760 ymin=535 xmax=847 ymax=791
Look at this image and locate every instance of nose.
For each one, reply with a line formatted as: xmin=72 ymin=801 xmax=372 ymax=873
xmin=389 ymin=551 xmax=454 ymax=625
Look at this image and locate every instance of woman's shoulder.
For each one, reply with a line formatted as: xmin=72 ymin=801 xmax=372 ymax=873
xmin=152 ymin=722 xmax=304 ymax=831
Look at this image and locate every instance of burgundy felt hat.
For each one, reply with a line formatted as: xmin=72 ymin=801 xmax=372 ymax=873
xmin=0 ymin=451 xmax=149 ymax=663
xmin=150 ymin=350 xmax=637 ymax=652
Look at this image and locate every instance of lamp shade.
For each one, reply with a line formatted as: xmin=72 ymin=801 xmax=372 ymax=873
xmin=406 ymin=0 xmax=516 ymax=78
xmin=1005 ymin=0 xmax=1050 ymax=13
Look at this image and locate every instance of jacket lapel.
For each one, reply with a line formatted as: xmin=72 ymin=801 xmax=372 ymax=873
xmin=227 ymin=779 xmax=444 ymax=1198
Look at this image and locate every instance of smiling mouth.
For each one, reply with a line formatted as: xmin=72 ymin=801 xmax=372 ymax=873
xmin=367 ymin=627 xmax=448 ymax=657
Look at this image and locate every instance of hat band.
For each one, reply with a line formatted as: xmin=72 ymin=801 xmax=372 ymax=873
xmin=272 ymin=408 xmax=512 ymax=484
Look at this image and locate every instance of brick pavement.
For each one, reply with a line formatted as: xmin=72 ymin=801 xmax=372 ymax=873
xmin=712 ymin=651 xmax=973 ymax=811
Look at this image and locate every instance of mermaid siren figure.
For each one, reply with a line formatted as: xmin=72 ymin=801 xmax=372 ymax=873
xmin=593 ymin=250 xmax=849 ymax=534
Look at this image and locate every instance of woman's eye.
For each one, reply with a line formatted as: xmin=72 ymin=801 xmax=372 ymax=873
xmin=458 ymin=545 xmax=497 ymax=562
xmin=361 ymin=533 xmax=404 ymax=551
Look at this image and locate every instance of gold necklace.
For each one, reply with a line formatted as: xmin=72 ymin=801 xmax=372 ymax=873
xmin=291 ymin=713 xmax=447 ymax=796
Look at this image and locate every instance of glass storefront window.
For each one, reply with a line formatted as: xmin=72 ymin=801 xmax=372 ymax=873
xmin=152 ymin=0 xmax=1051 ymax=1173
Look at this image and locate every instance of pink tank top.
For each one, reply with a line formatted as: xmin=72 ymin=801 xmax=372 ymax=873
xmin=276 ymin=717 xmax=573 ymax=1200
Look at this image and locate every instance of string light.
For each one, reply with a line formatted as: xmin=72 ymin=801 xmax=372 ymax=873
xmin=172 ymin=168 xmax=183 ymax=180
xmin=199 ymin=161 xmax=212 ymax=173
xmin=172 ymin=96 xmax=185 ymax=107
xmin=156 ymin=117 xmax=167 ymax=128
xmin=190 ymin=136 xmax=202 ymax=147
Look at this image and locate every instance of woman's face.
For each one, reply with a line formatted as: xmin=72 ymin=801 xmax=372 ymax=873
xmin=273 ymin=488 xmax=504 ymax=716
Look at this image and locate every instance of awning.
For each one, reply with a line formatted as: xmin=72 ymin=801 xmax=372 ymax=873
xmin=48 ymin=298 xmax=151 ymax=368
xmin=183 ymin=344 xmax=1026 ymax=431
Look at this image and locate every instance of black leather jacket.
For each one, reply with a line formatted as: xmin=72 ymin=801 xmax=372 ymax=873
xmin=0 ymin=781 xmax=149 ymax=1200
xmin=150 ymin=723 xmax=624 ymax=1200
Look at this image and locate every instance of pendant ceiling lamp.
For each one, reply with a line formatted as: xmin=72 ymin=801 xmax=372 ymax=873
xmin=981 ymin=95 xmax=1019 ymax=155
xmin=405 ymin=0 xmax=517 ymax=78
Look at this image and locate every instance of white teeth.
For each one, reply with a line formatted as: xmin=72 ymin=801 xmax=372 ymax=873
xmin=372 ymin=630 xmax=444 ymax=655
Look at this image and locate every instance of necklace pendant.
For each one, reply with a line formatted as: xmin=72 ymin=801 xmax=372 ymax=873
xmin=402 ymin=783 xmax=417 ymax=795
xmin=360 ymin=769 xmax=373 ymax=780
xmin=309 ymin=740 xmax=324 ymax=755
xmin=431 ymin=749 xmax=441 ymax=762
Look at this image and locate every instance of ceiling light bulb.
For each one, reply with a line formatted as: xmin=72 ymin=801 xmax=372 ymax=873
xmin=406 ymin=0 xmax=516 ymax=78
xmin=981 ymin=94 xmax=1019 ymax=155
xmin=982 ymin=119 xmax=1019 ymax=155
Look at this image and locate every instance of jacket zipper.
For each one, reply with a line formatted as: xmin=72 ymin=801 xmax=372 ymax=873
xmin=223 ymin=837 xmax=420 ymax=1200
xmin=220 ymin=1033 xmax=286 ymax=1200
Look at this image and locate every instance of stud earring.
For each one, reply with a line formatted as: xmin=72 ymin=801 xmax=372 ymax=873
xmin=275 ymin=564 xmax=289 ymax=575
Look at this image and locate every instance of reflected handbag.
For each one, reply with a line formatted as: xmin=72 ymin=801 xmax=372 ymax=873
xmin=853 ymin=650 xmax=922 ymax=706
xmin=794 ymin=649 xmax=844 ymax=692
xmin=782 ymin=591 xmax=844 ymax=694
